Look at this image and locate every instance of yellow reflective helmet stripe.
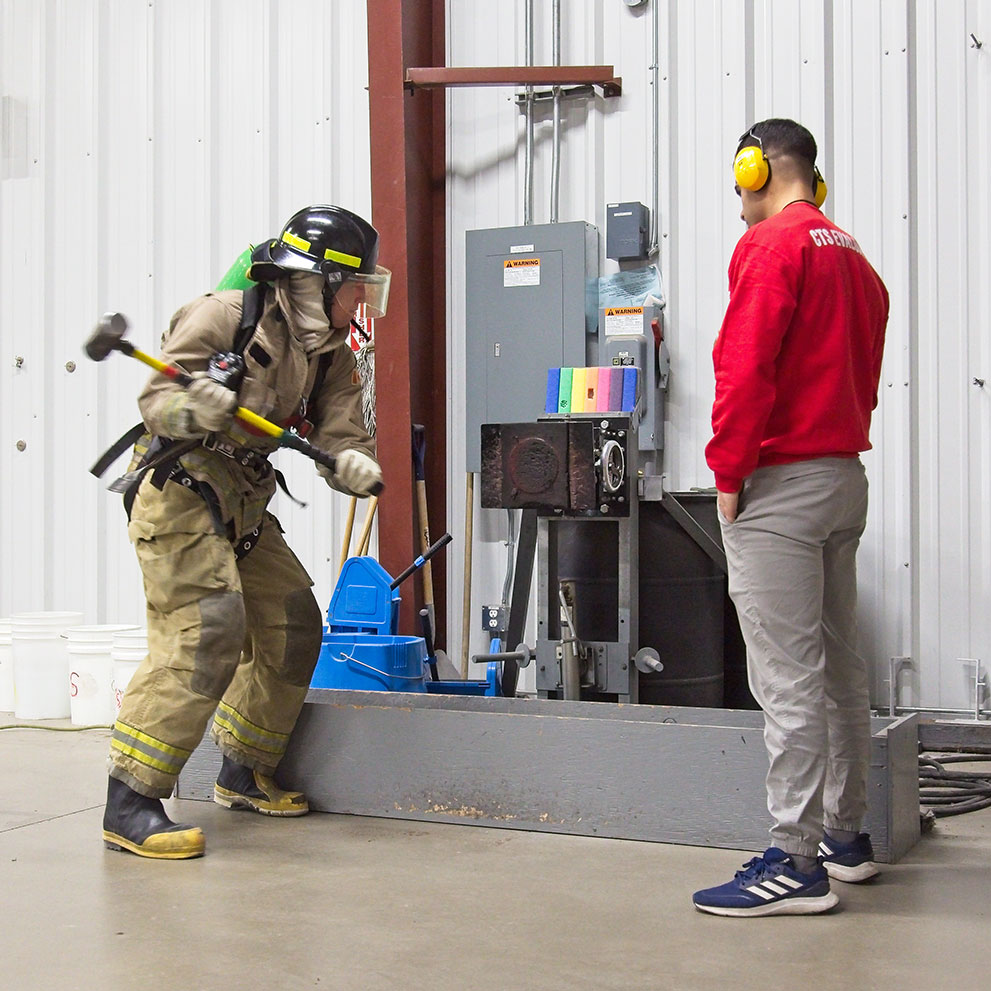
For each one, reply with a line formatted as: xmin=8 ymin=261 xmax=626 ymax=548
xmin=324 ymin=246 xmax=362 ymax=268
xmin=282 ymin=230 xmax=312 ymax=253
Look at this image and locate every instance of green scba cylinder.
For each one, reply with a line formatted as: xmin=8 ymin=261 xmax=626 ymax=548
xmin=215 ymin=245 xmax=256 ymax=291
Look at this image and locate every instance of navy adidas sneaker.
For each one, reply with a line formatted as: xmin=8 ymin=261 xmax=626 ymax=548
xmin=692 ymin=847 xmax=839 ymax=917
xmin=818 ymin=832 xmax=878 ymax=882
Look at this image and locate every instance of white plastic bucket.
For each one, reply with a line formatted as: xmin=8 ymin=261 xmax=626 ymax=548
xmin=67 ymin=625 xmax=140 ymax=726
xmin=12 ymin=611 xmax=85 ymax=719
xmin=0 ymin=618 xmax=13 ymax=712
xmin=111 ymin=628 xmax=148 ymax=716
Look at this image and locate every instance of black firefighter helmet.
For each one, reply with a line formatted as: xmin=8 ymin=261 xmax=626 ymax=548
xmin=248 ymin=204 xmax=390 ymax=317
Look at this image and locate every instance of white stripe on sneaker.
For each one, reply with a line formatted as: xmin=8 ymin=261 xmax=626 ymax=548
xmin=762 ymin=881 xmax=790 ymax=896
xmin=747 ymin=884 xmax=776 ymax=900
xmin=777 ymin=875 xmax=806 ymax=889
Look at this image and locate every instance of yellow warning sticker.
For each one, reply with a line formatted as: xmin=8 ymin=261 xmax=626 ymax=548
xmin=504 ymin=258 xmax=540 ymax=287
xmin=604 ymin=306 xmax=644 ymax=336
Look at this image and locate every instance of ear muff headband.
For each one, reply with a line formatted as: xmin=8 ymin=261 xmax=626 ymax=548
xmin=734 ymin=143 xmax=769 ymax=192
xmin=813 ymin=165 xmax=828 ymax=208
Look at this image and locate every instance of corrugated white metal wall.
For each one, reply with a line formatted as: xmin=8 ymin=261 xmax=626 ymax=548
xmin=0 ymin=0 xmax=372 ymax=627
xmin=446 ymin=0 xmax=990 ymax=711
xmin=2 ymin=1 xmax=988 ymax=712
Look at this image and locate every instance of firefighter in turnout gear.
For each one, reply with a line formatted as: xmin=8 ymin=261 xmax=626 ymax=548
xmin=103 ymin=205 xmax=391 ymax=859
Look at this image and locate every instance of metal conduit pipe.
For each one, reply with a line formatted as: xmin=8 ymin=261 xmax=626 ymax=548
xmin=524 ymin=0 xmax=535 ymax=225
xmin=887 ymin=657 xmax=988 ymax=720
xmin=648 ymin=0 xmax=660 ymax=254
xmin=501 ymin=509 xmax=517 ymax=608
xmin=550 ymin=0 xmax=562 ymax=223
xmin=890 ymin=706 xmax=990 ymax=719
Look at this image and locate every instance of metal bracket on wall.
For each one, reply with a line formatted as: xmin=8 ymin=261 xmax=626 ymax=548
xmin=513 ymin=85 xmax=597 ymax=106
xmin=887 ymin=656 xmax=912 ymax=717
xmin=405 ymin=66 xmax=622 ymax=98
xmin=962 ymin=657 xmax=987 ymax=721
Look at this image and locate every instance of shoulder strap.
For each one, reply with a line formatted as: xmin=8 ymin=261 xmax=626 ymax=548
xmin=308 ymin=351 xmax=334 ymax=406
xmin=233 ymin=282 xmax=267 ymax=355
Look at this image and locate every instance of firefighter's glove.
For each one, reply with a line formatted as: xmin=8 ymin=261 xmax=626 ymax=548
xmin=319 ymin=449 xmax=382 ymax=497
xmin=185 ymin=371 xmax=238 ymax=434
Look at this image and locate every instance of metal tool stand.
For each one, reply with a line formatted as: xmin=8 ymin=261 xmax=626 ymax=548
xmin=535 ymin=483 xmax=639 ymax=702
xmin=480 ymin=411 xmax=642 ymax=702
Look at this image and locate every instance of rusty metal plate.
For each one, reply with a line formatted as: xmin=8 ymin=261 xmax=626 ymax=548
xmin=480 ymin=421 xmax=570 ymax=510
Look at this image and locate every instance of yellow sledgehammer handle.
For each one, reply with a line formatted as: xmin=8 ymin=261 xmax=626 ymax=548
xmin=126 ymin=345 xmax=288 ymax=440
xmin=231 ymin=405 xmax=284 ymax=439
xmin=86 ymin=313 xmax=382 ymax=494
xmin=123 ymin=342 xmax=385 ymax=492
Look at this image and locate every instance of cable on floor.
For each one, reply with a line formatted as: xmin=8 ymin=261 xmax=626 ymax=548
xmin=0 ymin=723 xmax=111 ymax=732
xmin=919 ymin=753 xmax=991 ymax=817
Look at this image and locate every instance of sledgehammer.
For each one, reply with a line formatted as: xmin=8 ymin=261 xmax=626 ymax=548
xmin=86 ymin=312 xmax=384 ymax=494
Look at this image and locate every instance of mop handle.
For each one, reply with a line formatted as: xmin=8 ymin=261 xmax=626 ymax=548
xmin=390 ymin=533 xmax=453 ymax=590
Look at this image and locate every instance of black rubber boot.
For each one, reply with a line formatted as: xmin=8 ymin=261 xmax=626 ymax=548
xmin=102 ymin=776 xmax=205 ymax=859
xmin=214 ymin=755 xmax=309 ymax=816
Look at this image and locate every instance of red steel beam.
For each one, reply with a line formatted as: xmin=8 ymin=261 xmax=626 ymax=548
xmin=406 ymin=65 xmax=622 ymax=96
xmin=367 ymin=0 xmax=448 ymax=642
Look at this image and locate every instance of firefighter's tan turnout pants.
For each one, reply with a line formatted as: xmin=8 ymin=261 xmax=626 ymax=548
xmin=109 ymin=477 xmax=323 ymax=798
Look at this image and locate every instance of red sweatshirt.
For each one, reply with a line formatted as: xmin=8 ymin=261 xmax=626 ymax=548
xmin=706 ymin=201 xmax=889 ymax=493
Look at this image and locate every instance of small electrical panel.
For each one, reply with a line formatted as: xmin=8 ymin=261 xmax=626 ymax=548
xmin=606 ymin=202 xmax=649 ymax=260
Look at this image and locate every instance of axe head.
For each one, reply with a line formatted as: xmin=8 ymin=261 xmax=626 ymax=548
xmin=85 ymin=312 xmax=130 ymax=362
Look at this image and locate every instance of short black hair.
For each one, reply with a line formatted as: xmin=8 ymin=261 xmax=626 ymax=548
xmin=737 ymin=118 xmax=818 ymax=169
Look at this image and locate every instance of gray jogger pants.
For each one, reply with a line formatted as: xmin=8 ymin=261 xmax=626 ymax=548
xmin=718 ymin=457 xmax=870 ymax=859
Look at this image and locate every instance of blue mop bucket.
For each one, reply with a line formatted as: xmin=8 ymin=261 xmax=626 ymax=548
xmin=312 ymin=632 xmax=428 ymax=693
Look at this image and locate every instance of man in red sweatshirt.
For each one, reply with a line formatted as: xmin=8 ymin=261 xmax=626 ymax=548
xmin=692 ymin=119 xmax=889 ymax=917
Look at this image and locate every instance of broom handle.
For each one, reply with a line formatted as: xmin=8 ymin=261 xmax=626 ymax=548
xmin=356 ymin=496 xmax=379 ymax=556
xmin=416 ymin=480 xmax=435 ymax=634
xmin=339 ymin=496 xmax=357 ymax=573
xmin=460 ymin=472 xmax=474 ymax=679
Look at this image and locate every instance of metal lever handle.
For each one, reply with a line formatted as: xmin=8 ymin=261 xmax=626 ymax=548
xmin=419 ymin=608 xmax=440 ymax=681
xmin=471 ymin=644 xmax=533 ymax=669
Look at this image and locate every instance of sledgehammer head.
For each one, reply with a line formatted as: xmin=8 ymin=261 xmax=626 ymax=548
xmin=85 ymin=312 xmax=130 ymax=362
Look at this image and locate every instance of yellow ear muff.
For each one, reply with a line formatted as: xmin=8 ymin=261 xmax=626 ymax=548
xmin=734 ymin=145 xmax=769 ymax=192
xmin=813 ymin=166 xmax=828 ymax=208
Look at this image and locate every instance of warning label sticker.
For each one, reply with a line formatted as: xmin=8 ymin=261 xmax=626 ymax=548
xmin=604 ymin=306 xmax=644 ymax=336
xmin=504 ymin=258 xmax=540 ymax=287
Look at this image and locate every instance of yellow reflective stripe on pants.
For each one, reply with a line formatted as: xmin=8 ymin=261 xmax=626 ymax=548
xmin=214 ymin=700 xmax=289 ymax=755
xmin=111 ymin=721 xmax=191 ymax=776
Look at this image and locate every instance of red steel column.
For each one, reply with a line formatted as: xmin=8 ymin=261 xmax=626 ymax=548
xmin=366 ymin=0 xmax=447 ymax=641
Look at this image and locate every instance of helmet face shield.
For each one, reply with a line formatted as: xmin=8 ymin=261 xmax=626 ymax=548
xmin=331 ymin=266 xmax=391 ymax=318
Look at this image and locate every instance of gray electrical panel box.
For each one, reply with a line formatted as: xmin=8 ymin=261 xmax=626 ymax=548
xmin=465 ymin=222 xmax=600 ymax=472
xmin=599 ymin=303 xmax=669 ymax=472
xmin=606 ymin=201 xmax=649 ymax=260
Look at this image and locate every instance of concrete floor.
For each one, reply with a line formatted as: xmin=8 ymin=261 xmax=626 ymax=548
xmin=1 ymin=722 xmax=990 ymax=991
